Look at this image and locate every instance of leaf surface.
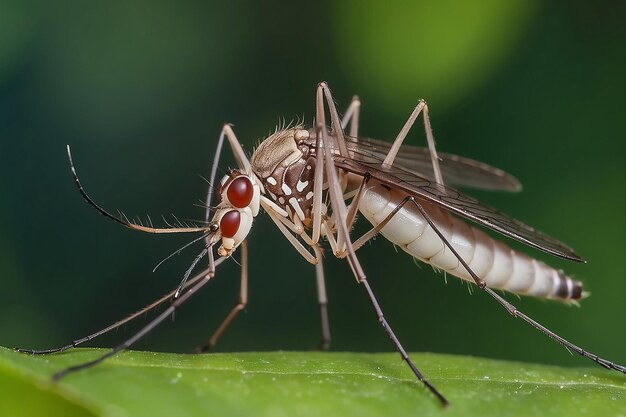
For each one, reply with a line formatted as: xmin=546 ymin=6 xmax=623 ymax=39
xmin=1 ymin=347 xmax=624 ymax=417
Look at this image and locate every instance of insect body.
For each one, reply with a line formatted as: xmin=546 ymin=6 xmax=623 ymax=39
xmin=246 ymin=125 xmax=582 ymax=301
xmin=18 ymin=82 xmax=626 ymax=407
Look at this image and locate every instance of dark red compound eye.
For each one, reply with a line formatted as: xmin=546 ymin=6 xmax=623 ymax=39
xmin=219 ymin=210 xmax=240 ymax=238
xmin=227 ymin=176 xmax=253 ymax=208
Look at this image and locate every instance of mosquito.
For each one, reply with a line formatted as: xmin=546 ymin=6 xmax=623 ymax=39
xmin=17 ymin=82 xmax=626 ymax=406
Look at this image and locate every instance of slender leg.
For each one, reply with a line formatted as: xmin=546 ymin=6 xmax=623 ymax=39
xmin=219 ymin=124 xmax=252 ymax=174
xmin=341 ymin=95 xmax=361 ymax=138
xmin=260 ymin=195 xmax=320 ymax=249
xmin=254 ymin=196 xmax=332 ymax=349
xmin=260 ymin=195 xmax=289 ymax=218
xmin=316 ymin=124 xmax=449 ymax=406
xmin=205 ymin=124 xmax=254 ymax=222
xmin=313 ymin=245 xmax=331 ymax=350
xmin=262 ymin=200 xmax=318 ymax=264
xmin=316 ymin=82 xmax=349 ymax=157
xmin=311 ymin=104 xmax=326 ymax=244
xmin=15 ymin=262 xmax=224 ymax=355
xmin=409 ymin=197 xmax=626 ymax=374
xmin=381 ymin=100 xmax=444 ymax=186
xmin=323 ymin=174 xmax=371 ymax=257
xmin=315 ymin=85 xmax=345 ymax=254
xmin=344 ymin=174 xmax=369 ymax=234
xmin=205 ymin=126 xmax=227 ymax=223
xmin=51 ymin=256 xmax=218 ymax=380
xmin=196 ymin=241 xmax=249 ymax=352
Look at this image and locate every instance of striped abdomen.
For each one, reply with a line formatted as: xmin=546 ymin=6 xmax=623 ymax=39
xmin=358 ymin=182 xmax=583 ymax=301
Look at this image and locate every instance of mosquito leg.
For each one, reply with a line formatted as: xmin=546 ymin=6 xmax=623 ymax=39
xmin=310 ymin=106 xmax=325 ymax=244
xmin=322 ymin=171 xmax=376 ymax=257
xmin=344 ymin=174 xmax=369 ymax=234
xmin=420 ymin=103 xmax=443 ymax=186
xmin=410 ymin=198 xmax=626 ymax=375
xmin=261 ymin=194 xmax=318 ymax=250
xmin=222 ymin=124 xmax=252 ymax=173
xmin=381 ymin=101 xmax=425 ymax=167
xmin=15 ymin=263 xmax=224 ymax=355
xmin=316 ymin=82 xmax=349 ymax=157
xmin=262 ymin=201 xmax=318 ymax=264
xmin=312 ymin=245 xmax=331 ymax=350
xmin=207 ymin=202 xmax=330 ymax=350
xmin=381 ymin=100 xmax=444 ymax=186
xmin=210 ymin=195 xmax=330 ymax=351
xmin=325 ymin=174 xmax=370 ymax=257
xmin=317 ymin=124 xmax=449 ymax=406
xmin=240 ymin=193 xmax=331 ymax=348
xmin=341 ymin=95 xmax=361 ymax=138
xmin=205 ymin=123 xmax=256 ymax=221
xmin=50 ymin=261 xmax=219 ymax=381
xmin=314 ymin=94 xmax=346 ymax=252
xmin=195 ymin=241 xmax=249 ymax=352
xmin=205 ymin=127 xmax=228 ymax=223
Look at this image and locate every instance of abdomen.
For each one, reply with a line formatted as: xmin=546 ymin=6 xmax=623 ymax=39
xmin=358 ymin=182 xmax=583 ymax=301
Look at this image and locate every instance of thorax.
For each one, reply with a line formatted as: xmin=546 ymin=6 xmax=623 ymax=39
xmin=250 ymin=128 xmax=317 ymax=226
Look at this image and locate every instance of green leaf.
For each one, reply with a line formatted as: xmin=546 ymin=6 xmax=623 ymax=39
xmin=0 ymin=346 xmax=624 ymax=417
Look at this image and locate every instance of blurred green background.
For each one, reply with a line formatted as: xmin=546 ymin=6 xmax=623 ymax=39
xmin=1 ymin=0 xmax=624 ymax=373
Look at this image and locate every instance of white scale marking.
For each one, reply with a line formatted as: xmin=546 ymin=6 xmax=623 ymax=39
xmin=266 ymin=177 xmax=277 ymax=186
xmin=306 ymin=191 xmax=314 ymax=200
xmin=281 ymin=183 xmax=292 ymax=195
xmin=296 ymin=180 xmax=308 ymax=192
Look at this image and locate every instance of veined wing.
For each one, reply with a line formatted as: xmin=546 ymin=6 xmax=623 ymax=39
xmin=333 ymin=154 xmax=582 ymax=262
xmin=344 ymin=135 xmax=522 ymax=192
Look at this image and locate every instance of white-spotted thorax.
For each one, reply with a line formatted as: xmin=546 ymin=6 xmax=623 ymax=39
xmin=250 ymin=127 xmax=348 ymax=230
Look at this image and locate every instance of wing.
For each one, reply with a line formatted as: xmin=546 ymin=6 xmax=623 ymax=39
xmin=344 ymin=136 xmax=522 ymax=192
xmin=333 ymin=154 xmax=582 ymax=262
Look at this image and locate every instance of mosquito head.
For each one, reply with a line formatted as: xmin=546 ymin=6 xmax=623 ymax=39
xmin=208 ymin=170 xmax=261 ymax=257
